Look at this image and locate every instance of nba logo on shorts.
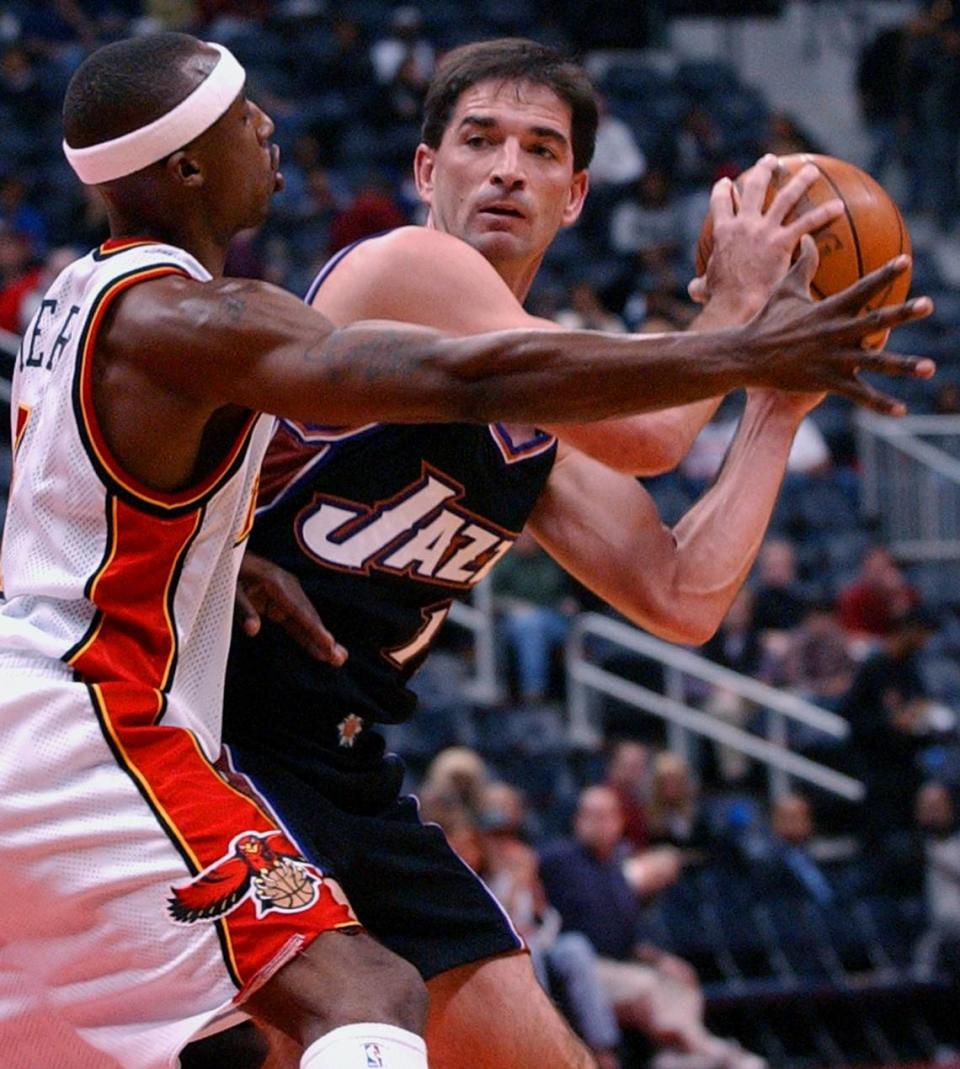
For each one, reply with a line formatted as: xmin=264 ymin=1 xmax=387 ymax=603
xmin=364 ymin=1042 xmax=384 ymax=1067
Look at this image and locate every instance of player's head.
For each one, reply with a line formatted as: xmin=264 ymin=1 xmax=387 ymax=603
xmin=415 ymin=39 xmax=597 ymax=281
xmin=62 ymin=33 xmax=282 ymax=241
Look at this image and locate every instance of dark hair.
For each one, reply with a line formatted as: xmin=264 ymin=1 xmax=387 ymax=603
xmin=63 ymin=32 xmax=215 ymax=149
xmin=421 ymin=38 xmax=599 ymax=172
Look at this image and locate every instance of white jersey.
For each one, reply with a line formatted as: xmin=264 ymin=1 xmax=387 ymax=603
xmin=0 ymin=239 xmax=358 ymax=1068
xmin=0 ymin=237 xmax=271 ymax=758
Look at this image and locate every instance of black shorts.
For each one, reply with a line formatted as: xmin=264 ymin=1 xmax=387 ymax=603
xmin=224 ymin=744 xmax=523 ymax=981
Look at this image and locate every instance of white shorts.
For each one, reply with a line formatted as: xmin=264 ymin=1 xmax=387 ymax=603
xmin=0 ymin=664 xmax=359 ymax=1069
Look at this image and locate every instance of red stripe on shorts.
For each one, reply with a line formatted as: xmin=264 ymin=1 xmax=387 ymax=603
xmin=90 ymin=679 xmax=359 ymax=993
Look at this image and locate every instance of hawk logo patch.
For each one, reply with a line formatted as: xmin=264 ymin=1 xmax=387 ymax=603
xmin=168 ymin=830 xmax=323 ymax=924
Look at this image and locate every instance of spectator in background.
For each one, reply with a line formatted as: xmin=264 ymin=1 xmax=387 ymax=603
xmin=0 ymin=226 xmax=39 ymax=334
xmin=419 ymin=794 xmax=486 ymax=874
xmin=646 ymin=752 xmax=712 ymax=856
xmin=370 ymin=6 xmax=434 ymax=87
xmin=420 ymin=745 xmax=490 ymax=819
xmin=271 ymin=133 xmax=329 ymax=217
xmin=669 ymin=105 xmax=727 ymax=191
xmin=380 ymin=53 xmax=429 ymax=126
xmin=491 ymin=528 xmax=580 ymax=705
xmin=903 ymin=6 xmax=960 ymax=231
xmin=604 ymin=741 xmax=684 ymax=897
xmin=762 ymin=111 xmax=821 ymax=158
xmin=841 ymin=605 xmax=946 ymax=846
xmin=609 ymin=169 xmax=680 ymax=262
xmin=18 ymin=0 xmax=96 ymax=64
xmin=914 ymin=781 xmax=960 ymax=980
xmin=479 ymin=783 xmax=623 ymax=1069
xmin=605 ymin=739 xmax=652 ymax=852
xmin=481 ymin=781 xmax=536 ymax=846
xmin=857 ymin=15 xmax=913 ymax=185
xmin=701 ymin=587 xmax=762 ymax=784
xmin=0 ymin=176 xmax=45 ymax=256
xmin=837 ymin=544 xmax=918 ymax=641
xmin=590 ymin=96 xmax=647 ymax=188
xmin=748 ymin=538 xmax=810 ymax=665
xmin=702 ymin=587 xmax=762 ymax=678
xmin=197 ymin=0 xmax=270 ymax=38
xmin=555 ymin=280 xmax=627 ymax=333
xmin=540 ymin=786 xmax=765 ymax=1069
xmin=746 ymin=793 xmax=835 ymax=905
xmin=0 ymin=45 xmax=46 ymax=124
xmin=317 ymin=14 xmax=376 ymax=99
xmin=782 ymin=598 xmax=855 ymax=704
xmin=933 ymin=381 xmax=960 ymax=414
xmin=129 ymin=0 xmax=197 ymax=35
xmin=328 ymin=178 xmax=407 ymax=255
xmin=15 ymin=245 xmax=78 ymax=333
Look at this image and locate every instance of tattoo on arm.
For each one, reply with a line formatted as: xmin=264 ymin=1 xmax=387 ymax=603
xmin=222 ymin=296 xmax=245 ymax=323
xmin=302 ymin=328 xmax=421 ymax=387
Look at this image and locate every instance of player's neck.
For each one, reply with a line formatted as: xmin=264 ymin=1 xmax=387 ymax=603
xmin=495 ymin=253 xmax=544 ymax=303
xmin=105 ymin=206 xmax=228 ymax=276
xmin=424 ymin=218 xmax=543 ymax=302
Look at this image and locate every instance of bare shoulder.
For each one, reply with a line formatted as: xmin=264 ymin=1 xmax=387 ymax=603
xmin=100 ymin=273 xmax=332 ymax=403
xmin=356 ymin=225 xmax=498 ymax=272
xmin=312 ymin=225 xmax=524 ymax=332
xmin=104 ymin=274 xmax=263 ymax=348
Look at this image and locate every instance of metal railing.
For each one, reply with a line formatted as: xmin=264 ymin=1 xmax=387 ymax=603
xmin=448 ymin=582 xmax=503 ymax=706
xmin=566 ymin=611 xmax=864 ymax=803
xmin=857 ymin=412 xmax=960 ymax=561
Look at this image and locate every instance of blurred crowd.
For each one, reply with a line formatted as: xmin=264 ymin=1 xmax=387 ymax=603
xmin=858 ymin=0 xmax=960 ymax=235
xmin=401 ymin=516 xmax=960 ymax=1062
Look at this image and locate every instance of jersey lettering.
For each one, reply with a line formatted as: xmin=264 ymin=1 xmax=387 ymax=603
xmin=295 ymin=467 xmax=516 ymax=589
xmin=20 ymin=299 xmax=80 ymax=373
xmin=22 ymin=299 xmax=57 ymax=370
xmin=47 ymin=304 xmax=81 ymax=372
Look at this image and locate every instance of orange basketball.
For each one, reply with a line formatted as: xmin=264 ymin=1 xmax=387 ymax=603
xmin=695 ymin=154 xmax=911 ymax=348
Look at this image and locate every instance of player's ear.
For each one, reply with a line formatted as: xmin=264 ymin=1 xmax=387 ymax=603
xmin=561 ymin=169 xmax=589 ymax=228
xmin=168 ymin=150 xmax=204 ymax=188
xmin=413 ymin=143 xmax=436 ymax=204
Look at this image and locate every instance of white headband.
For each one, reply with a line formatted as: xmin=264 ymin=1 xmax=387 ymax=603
xmin=63 ymin=42 xmax=246 ymax=185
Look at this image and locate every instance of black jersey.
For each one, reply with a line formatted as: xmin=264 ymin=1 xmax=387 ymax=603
xmin=223 ymin=240 xmax=557 ymax=807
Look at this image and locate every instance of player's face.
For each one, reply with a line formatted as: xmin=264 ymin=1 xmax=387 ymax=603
xmin=195 ymin=91 xmax=284 ymax=230
xmin=416 ymin=79 xmax=588 ymax=272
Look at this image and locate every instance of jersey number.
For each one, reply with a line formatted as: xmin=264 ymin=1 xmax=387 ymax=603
xmin=382 ymin=604 xmax=451 ymax=669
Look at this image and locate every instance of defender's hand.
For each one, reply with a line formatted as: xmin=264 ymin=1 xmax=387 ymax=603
xmin=690 ymin=154 xmax=844 ymax=312
xmin=236 ymin=552 xmax=347 ymax=666
xmin=744 ymin=237 xmax=935 ymax=415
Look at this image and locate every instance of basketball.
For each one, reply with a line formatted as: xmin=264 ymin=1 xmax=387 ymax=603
xmin=695 ymin=154 xmax=911 ymax=348
xmin=253 ymin=860 xmax=318 ymax=910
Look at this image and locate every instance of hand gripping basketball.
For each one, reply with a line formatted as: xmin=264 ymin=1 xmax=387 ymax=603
xmin=743 ymin=236 xmax=934 ymax=415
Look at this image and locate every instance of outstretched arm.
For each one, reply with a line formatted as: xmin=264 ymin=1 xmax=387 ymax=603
xmin=171 ymin=249 xmax=925 ymax=419
xmin=99 ymin=239 xmax=930 ymax=493
xmin=528 ymin=389 xmax=824 ymax=645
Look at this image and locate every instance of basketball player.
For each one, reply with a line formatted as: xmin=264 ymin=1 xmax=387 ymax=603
xmin=217 ymin=39 xmax=932 ymax=1069
xmin=0 ymin=31 xmax=930 ymax=1069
